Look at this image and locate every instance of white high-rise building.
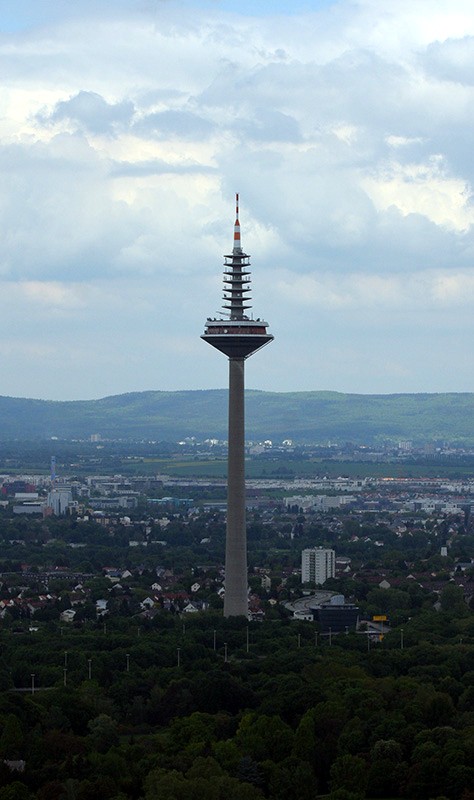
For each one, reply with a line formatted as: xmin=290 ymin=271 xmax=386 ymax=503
xmin=301 ymin=547 xmax=335 ymax=585
xmin=47 ymin=488 xmax=72 ymax=516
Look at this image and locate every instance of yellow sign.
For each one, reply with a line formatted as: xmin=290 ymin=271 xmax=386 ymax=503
xmin=373 ymin=615 xmax=387 ymax=622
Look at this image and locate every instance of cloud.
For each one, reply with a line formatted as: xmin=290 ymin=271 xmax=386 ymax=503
xmin=134 ymin=109 xmax=215 ymax=140
xmin=111 ymin=158 xmax=216 ymax=177
xmin=231 ymin=109 xmax=302 ymax=143
xmin=20 ymin=281 xmax=86 ymax=309
xmin=363 ymin=156 xmax=474 ymax=232
xmin=0 ymin=134 xmax=144 ymax=281
xmin=42 ymin=91 xmax=135 ymax=135
xmin=273 ymin=269 xmax=474 ymax=311
xmin=422 ymin=35 xmax=474 ymax=85
xmin=2 ymin=0 xmax=474 ymax=398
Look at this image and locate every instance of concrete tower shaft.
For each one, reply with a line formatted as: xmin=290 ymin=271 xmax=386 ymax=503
xmin=201 ymin=195 xmax=273 ymax=618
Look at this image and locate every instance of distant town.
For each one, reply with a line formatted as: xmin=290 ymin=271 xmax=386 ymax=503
xmin=0 ymin=437 xmax=472 ymax=633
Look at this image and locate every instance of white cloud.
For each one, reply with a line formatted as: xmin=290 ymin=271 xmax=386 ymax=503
xmin=363 ymin=156 xmax=474 ymax=232
xmin=274 ymin=269 xmax=474 ymax=311
xmin=20 ymin=281 xmax=86 ymax=309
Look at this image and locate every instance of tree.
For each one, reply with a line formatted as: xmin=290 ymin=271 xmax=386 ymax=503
xmin=440 ymin=584 xmax=467 ymax=615
xmin=330 ymin=754 xmax=368 ymax=798
xmin=0 ymin=716 xmax=23 ymax=759
xmin=367 ymin=739 xmax=406 ymax=797
xmin=423 ymin=692 xmax=455 ymax=728
xmin=261 ymin=757 xmax=316 ymax=800
xmin=235 ymin=756 xmax=263 ymax=787
xmin=185 ymin=756 xmax=225 ymax=782
xmin=235 ymin=713 xmax=294 ymax=763
xmin=87 ymin=714 xmax=119 ymax=753
xmin=0 ymin=784 xmax=32 ymax=800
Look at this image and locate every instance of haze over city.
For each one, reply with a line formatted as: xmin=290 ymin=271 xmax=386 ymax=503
xmin=1 ymin=0 xmax=474 ymax=400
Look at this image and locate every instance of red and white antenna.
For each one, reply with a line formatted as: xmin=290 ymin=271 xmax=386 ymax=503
xmin=233 ymin=192 xmax=241 ymax=252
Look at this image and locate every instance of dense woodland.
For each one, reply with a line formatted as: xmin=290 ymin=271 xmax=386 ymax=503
xmin=0 ymin=608 xmax=473 ymax=800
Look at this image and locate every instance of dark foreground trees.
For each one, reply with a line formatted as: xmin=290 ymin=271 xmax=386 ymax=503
xmin=0 ymin=608 xmax=472 ymax=799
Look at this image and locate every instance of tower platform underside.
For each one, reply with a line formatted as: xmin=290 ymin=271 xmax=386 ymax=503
xmin=201 ymin=333 xmax=273 ymax=359
xmin=202 ymin=317 xmax=273 ymax=359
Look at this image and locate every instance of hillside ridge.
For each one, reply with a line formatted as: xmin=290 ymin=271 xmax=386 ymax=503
xmin=0 ymin=389 xmax=473 ymax=443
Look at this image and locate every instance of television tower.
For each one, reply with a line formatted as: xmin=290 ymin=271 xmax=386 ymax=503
xmin=202 ymin=195 xmax=273 ymax=617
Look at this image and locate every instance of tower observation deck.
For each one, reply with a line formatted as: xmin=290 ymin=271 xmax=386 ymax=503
xmin=202 ymin=194 xmax=273 ymax=358
xmin=202 ymin=195 xmax=273 ymax=617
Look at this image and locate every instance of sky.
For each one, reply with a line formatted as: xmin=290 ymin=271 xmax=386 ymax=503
xmin=2 ymin=0 xmax=474 ymax=400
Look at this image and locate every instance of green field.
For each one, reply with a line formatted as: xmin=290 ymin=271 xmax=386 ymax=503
xmin=125 ymin=456 xmax=474 ymax=480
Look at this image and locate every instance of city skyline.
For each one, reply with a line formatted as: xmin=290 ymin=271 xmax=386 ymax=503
xmin=1 ymin=1 xmax=474 ymax=399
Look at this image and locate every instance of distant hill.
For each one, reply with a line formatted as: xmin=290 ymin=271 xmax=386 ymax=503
xmin=0 ymin=390 xmax=473 ymax=443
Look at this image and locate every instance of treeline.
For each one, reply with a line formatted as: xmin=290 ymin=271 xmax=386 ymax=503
xmin=0 ymin=609 xmax=473 ymax=800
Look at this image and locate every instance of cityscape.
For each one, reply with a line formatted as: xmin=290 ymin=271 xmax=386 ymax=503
xmin=0 ymin=432 xmax=472 ymax=798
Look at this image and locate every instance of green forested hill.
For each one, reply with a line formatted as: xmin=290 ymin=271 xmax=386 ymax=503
xmin=0 ymin=390 xmax=473 ymax=443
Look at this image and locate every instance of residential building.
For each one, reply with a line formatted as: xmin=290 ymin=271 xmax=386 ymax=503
xmin=301 ymin=547 xmax=336 ymax=585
